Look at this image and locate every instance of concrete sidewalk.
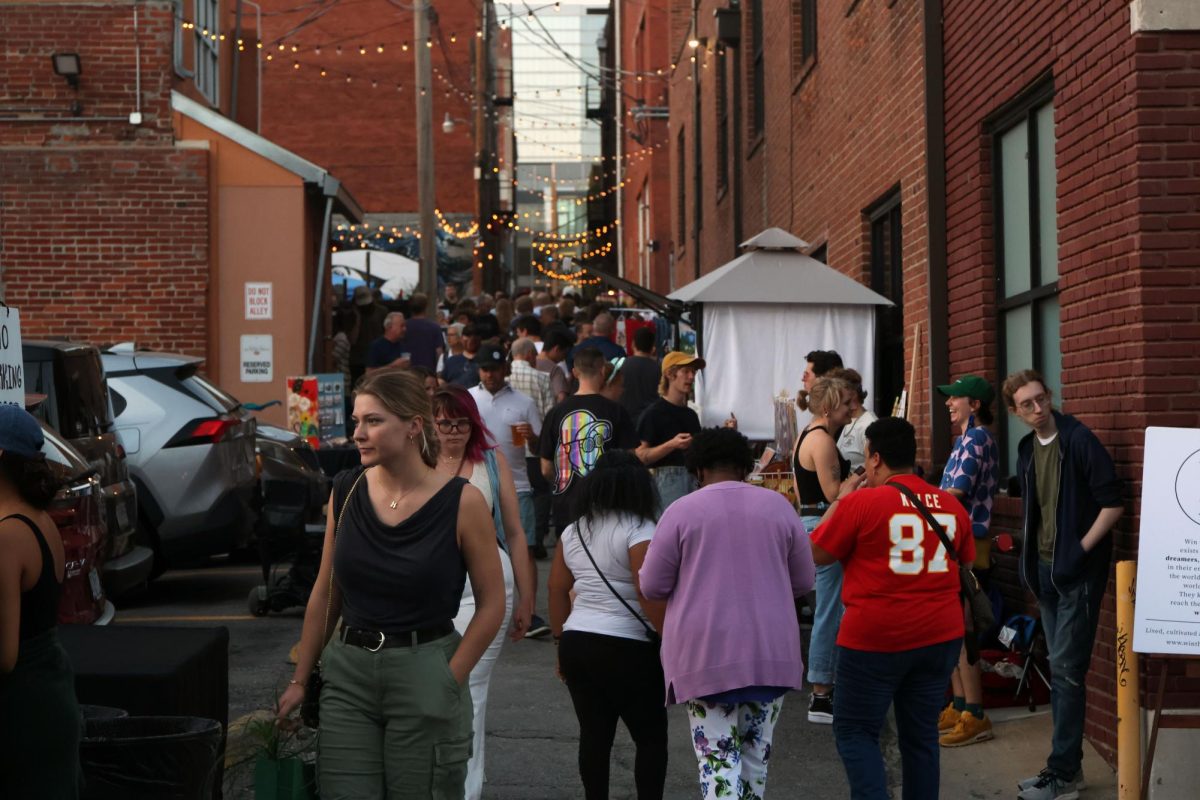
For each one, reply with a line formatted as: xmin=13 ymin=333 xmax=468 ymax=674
xmin=940 ymin=706 xmax=1116 ymax=799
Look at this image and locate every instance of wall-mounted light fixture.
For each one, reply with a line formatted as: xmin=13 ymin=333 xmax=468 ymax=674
xmin=51 ymin=53 xmax=82 ymax=88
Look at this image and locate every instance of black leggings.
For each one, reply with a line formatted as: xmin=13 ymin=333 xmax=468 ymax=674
xmin=558 ymin=630 xmax=668 ymax=800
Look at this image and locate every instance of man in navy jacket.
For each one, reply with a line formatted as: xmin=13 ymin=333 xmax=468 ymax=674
xmin=1003 ymin=370 xmax=1123 ymax=800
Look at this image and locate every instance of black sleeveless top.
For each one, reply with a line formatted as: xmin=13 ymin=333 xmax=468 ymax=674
xmin=331 ymin=468 xmax=468 ymax=633
xmin=793 ymin=426 xmax=851 ymax=506
xmin=6 ymin=514 xmax=61 ymax=642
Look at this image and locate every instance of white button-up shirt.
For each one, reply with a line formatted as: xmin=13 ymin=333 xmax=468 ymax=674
xmin=469 ymin=382 xmax=542 ymax=494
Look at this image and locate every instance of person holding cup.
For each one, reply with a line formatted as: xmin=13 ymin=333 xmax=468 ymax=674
xmin=365 ymin=312 xmax=412 ymax=374
xmin=468 ymin=342 xmax=550 ymax=638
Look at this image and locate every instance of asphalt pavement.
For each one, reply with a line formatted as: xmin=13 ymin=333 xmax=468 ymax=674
xmin=114 ymin=552 xmax=1116 ymax=799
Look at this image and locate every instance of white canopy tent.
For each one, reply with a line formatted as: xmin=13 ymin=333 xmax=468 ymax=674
xmin=332 ymin=250 xmax=420 ymax=300
xmin=667 ymin=228 xmax=892 ymax=441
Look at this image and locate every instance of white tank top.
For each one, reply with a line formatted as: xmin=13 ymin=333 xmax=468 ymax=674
xmin=466 ymin=459 xmax=495 ymax=513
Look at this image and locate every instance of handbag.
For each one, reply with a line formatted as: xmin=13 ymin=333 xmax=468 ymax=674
xmin=888 ymin=481 xmax=996 ymax=665
xmin=300 ymin=468 xmax=368 ymax=728
xmin=574 ymin=521 xmax=661 ymax=646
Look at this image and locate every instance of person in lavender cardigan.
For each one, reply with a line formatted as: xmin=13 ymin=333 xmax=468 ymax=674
xmin=639 ymin=427 xmax=816 ymax=800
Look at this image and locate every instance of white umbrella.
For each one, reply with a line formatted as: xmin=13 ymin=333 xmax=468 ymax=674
xmin=332 ymin=250 xmax=420 ymax=299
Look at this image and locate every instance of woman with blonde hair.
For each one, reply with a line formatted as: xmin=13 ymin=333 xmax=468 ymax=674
xmin=277 ymin=370 xmax=505 ymax=798
xmin=792 ymin=375 xmax=853 ymax=724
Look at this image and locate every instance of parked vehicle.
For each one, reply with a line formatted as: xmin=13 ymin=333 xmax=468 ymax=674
xmin=100 ymin=348 xmax=259 ymax=570
xmin=39 ymin=418 xmax=114 ymax=625
xmin=23 ymin=341 xmax=153 ymax=597
xmin=256 ymin=423 xmax=330 ymax=523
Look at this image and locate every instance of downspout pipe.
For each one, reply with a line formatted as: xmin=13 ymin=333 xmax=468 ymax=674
xmin=924 ymin=0 xmax=950 ymax=462
xmin=730 ymin=2 xmax=743 ymax=258
xmin=307 ymin=193 xmax=336 ymax=373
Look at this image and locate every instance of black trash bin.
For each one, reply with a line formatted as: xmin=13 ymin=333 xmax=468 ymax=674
xmin=79 ymin=705 xmax=128 ymax=722
xmin=80 ymin=716 xmax=223 ymax=800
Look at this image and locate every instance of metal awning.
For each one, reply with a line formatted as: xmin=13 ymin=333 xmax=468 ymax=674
xmin=585 ymin=269 xmax=694 ymax=323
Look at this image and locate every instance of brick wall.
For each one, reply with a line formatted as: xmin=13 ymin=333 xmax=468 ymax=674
xmin=668 ymin=0 xmax=932 ymax=451
xmin=943 ymin=0 xmax=1200 ymax=763
xmin=619 ymin=0 xmax=673 ymax=293
xmin=254 ymin=0 xmax=482 ymax=215
xmin=0 ymin=1 xmax=211 ymax=353
xmin=0 ymin=1 xmax=177 ymax=146
xmin=0 ymin=148 xmax=211 ymax=354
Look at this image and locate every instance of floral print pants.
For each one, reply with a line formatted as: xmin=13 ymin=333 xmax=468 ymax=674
xmin=685 ymin=697 xmax=784 ymax=800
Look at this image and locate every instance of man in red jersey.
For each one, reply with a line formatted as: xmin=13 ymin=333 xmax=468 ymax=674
xmin=811 ymin=416 xmax=973 ymax=800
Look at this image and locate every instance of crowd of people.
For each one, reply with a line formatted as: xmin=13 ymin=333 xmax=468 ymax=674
xmin=0 ymin=279 xmax=1122 ymax=800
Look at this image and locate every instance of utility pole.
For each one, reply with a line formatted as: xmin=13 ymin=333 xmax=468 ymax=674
xmin=415 ymin=2 xmax=438 ymax=296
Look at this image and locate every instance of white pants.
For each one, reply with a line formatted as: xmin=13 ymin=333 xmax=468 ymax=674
xmin=452 ymin=544 xmax=514 ymax=800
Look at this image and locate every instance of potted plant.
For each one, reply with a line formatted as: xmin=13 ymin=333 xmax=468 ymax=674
xmin=225 ymin=710 xmax=317 ymax=800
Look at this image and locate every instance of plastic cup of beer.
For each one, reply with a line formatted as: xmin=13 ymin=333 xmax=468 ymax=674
xmin=510 ymin=424 xmax=525 ymax=447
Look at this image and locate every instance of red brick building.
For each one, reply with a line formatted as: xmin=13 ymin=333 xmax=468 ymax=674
xmin=0 ymin=0 xmax=361 ymax=410
xmin=656 ymin=0 xmax=1200 ymax=769
xmin=942 ymin=0 xmax=1200 ymax=766
xmin=614 ymin=0 xmax=673 ymax=294
xmin=255 ymin=0 xmax=484 ymax=218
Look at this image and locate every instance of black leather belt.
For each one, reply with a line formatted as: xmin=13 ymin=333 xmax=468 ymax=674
xmin=797 ymin=503 xmax=829 ymax=516
xmin=341 ymin=621 xmax=455 ymax=651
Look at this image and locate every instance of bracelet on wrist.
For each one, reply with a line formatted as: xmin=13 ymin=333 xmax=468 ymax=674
xmin=289 ymin=678 xmax=307 ymax=688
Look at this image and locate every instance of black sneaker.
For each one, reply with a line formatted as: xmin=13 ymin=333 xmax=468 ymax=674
xmin=525 ymin=615 xmax=551 ymax=639
xmin=808 ymin=690 xmax=834 ymax=724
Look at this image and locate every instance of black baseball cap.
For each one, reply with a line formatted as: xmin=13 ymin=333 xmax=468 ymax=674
xmin=476 ymin=342 xmax=506 ymax=369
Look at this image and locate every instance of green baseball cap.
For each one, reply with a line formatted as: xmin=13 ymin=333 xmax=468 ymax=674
xmin=936 ymin=375 xmax=994 ymax=403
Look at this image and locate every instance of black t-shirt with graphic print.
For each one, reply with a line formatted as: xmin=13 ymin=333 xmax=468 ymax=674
xmin=539 ymin=393 xmax=638 ymax=526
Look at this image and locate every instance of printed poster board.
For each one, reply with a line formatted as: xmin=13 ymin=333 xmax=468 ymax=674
xmin=0 ymin=307 xmax=23 ymax=407
xmin=1134 ymin=427 xmax=1200 ymax=654
xmin=285 ymin=373 xmax=346 ymax=447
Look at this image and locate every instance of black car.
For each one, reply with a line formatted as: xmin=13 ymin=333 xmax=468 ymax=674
xmin=24 ymin=341 xmax=154 ymax=596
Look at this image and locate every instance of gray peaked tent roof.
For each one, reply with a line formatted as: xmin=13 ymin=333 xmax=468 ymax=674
xmin=667 ymin=228 xmax=892 ymax=306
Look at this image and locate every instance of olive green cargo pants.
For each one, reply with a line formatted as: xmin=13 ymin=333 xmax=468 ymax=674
xmin=318 ymin=630 xmax=473 ymax=799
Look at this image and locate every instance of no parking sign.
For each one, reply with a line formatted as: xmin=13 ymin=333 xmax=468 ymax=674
xmin=0 ymin=307 xmax=23 ymax=407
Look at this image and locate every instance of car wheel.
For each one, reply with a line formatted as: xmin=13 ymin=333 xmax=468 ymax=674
xmin=248 ymin=585 xmax=270 ymax=617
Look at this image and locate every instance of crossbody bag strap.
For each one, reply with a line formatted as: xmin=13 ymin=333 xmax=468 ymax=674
xmin=324 ymin=468 xmax=369 ymax=643
xmin=887 ymin=480 xmax=958 ymax=562
xmin=574 ymin=522 xmax=657 ymax=640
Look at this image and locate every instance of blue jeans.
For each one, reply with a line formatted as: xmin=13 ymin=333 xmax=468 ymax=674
xmin=803 ymin=515 xmax=844 ymax=687
xmin=1036 ymin=559 xmax=1108 ymax=778
xmin=832 ymin=638 xmax=961 ymax=800
xmin=517 ymin=491 xmax=536 ymax=547
xmin=653 ymin=466 xmax=697 ymax=516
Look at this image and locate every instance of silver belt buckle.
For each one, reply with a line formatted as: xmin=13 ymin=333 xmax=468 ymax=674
xmin=366 ymin=631 xmax=386 ymax=652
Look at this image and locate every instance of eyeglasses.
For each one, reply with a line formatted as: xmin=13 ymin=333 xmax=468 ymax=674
xmin=1015 ymin=393 xmax=1050 ymax=414
xmin=435 ymin=418 xmax=471 ymax=433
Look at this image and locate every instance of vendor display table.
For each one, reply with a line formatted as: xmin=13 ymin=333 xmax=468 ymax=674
xmin=59 ymin=625 xmax=230 ymax=798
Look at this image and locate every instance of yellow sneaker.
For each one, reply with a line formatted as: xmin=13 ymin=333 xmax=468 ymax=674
xmin=939 ymin=710 xmax=994 ymax=747
xmin=937 ymin=702 xmax=961 ymax=732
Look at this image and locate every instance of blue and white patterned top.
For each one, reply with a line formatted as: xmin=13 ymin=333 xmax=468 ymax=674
xmin=940 ymin=425 xmax=999 ymax=539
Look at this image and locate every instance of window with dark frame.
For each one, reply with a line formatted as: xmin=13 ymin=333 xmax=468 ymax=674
xmin=751 ymin=0 xmax=764 ymax=138
xmin=868 ymin=189 xmax=903 ymax=419
xmin=791 ymin=0 xmax=817 ymax=77
xmin=194 ymin=0 xmax=220 ymax=105
xmin=716 ymin=46 xmax=729 ymax=193
xmin=677 ymin=126 xmax=687 ymax=252
xmin=991 ymin=80 xmax=1060 ymax=477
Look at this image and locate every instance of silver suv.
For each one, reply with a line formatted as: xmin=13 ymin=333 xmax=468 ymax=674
xmin=101 ymin=348 xmax=257 ymax=570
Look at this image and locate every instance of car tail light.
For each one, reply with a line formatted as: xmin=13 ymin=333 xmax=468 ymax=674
xmin=52 ymin=479 xmax=106 ymax=625
xmin=164 ymin=416 xmax=239 ymax=448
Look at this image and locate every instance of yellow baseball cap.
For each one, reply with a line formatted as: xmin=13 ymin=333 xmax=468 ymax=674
xmin=661 ymin=351 xmax=705 ymax=374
